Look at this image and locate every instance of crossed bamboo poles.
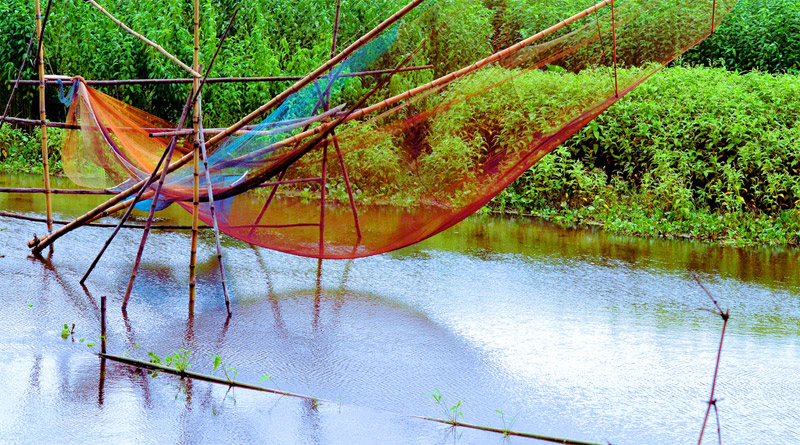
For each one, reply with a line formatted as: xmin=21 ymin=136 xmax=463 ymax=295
xmin=15 ymin=0 xmax=625 ymax=311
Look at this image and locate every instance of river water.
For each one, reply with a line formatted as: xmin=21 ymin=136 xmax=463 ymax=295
xmin=1 ymin=173 xmax=799 ymax=444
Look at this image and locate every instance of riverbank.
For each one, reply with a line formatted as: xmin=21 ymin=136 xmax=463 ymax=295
xmin=2 ymin=67 xmax=798 ymax=247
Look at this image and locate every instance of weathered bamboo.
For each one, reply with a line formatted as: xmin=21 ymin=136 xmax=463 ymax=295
xmin=100 ymin=295 xmax=107 ymax=354
xmin=100 ymin=353 xmax=328 ymax=401
xmin=409 ymin=416 xmax=604 ymax=445
xmin=34 ymin=0 xmax=54 ymax=236
xmin=83 ymin=0 xmax=201 ymax=77
xmin=0 ymin=211 xmax=210 ymax=229
xmin=0 ymin=187 xmax=116 ymax=195
xmin=195 ymin=95 xmax=231 ymax=314
xmin=189 ymin=0 xmax=201 ymax=307
xmin=16 ymin=66 xmax=434 ymax=86
xmin=28 ymin=0 xmax=421 ymax=252
xmin=101 ymin=352 xmax=599 ymax=444
xmin=204 ymin=0 xmax=427 ymax=148
xmin=693 ymin=272 xmax=729 ymax=445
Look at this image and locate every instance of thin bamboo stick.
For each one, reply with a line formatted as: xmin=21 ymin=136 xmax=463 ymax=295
xmin=16 ymin=66 xmax=434 ymax=86
xmin=99 ymin=353 xmax=327 ymax=401
xmin=29 ymin=0 xmax=421 ymax=252
xmin=101 ymin=352 xmax=601 ymax=444
xmin=100 ymin=295 xmax=107 ymax=354
xmin=189 ymin=0 xmax=201 ymax=308
xmin=80 ymin=136 xmax=180 ymax=284
xmin=83 ymin=0 xmax=201 ymax=78
xmin=0 ymin=187 xmax=116 ymax=194
xmin=409 ymin=416 xmax=604 ymax=445
xmin=195 ymin=95 xmax=231 ymax=314
xmin=0 ymin=211 xmax=211 ymax=229
xmin=35 ymin=0 xmax=53 ymax=236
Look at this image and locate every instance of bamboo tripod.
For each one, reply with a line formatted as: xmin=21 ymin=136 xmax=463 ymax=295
xmin=2 ymin=0 xmax=426 ymax=313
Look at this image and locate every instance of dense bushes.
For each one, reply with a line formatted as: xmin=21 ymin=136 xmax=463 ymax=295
xmin=682 ymin=0 xmax=800 ymax=73
xmin=493 ymin=67 xmax=800 ymax=245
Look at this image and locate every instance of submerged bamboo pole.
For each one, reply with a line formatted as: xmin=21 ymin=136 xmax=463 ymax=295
xmin=35 ymin=0 xmax=53 ymax=236
xmin=189 ymin=0 xmax=201 ymax=308
xmin=83 ymin=0 xmax=201 ymax=78
xmin=28 ymin=0 xmax=425 ymax=252
xmin=101 ymin=352 xmax=601 ymax=444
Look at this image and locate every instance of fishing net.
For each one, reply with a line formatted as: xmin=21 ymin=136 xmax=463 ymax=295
xmin=60 ymin=0 xmax=736 ymax=258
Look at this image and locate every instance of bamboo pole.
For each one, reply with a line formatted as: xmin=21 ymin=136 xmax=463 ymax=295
xmin=0 ymin=187 xmax=116 ymax=194
xmin=101 ymin=352 xmax=601 ymax=444
xmin=195 ymin=95 xmax=231 ymax=315
xmin=16 ymin=66 xmax=434 ymax=86
xmin=35 ymin=0 xmax=53 ymax=236
xmin=100 ymin=295 xmax=107 ymax=354
xmin=189 ymin=0 xmax=201 ymax=308
xmin=27 ymin=0 xmax=424 ymax=252
xmin=408 ymin=416 xmax=604 ymax=445
xmin=0 ymin=211 xmax=210 ymax=229
xmin=83 ymin=0 xmax=201 ymax=78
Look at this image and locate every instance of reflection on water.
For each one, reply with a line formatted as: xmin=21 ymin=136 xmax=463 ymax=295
xmin=1 ymin=173 xmax=799 ymax=443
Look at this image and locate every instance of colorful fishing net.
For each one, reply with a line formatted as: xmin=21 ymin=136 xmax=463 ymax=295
xmin=60 ymin=0 xmax=735 ymax=258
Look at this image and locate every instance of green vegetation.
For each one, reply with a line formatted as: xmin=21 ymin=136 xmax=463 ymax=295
xmin=1 ymin=0 xmax=797 ymax=246
xmin=432 ymin=389 xmax=464 ymax=425
xmin=491 ymin=67 xmax=800 ymax=246
xmin=0 ymin=126 xmax=62 ymax=174
xmin=683 ymin=0 xmax=800 ymax=73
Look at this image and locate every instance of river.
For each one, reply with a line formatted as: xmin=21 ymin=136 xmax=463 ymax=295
xmin=1 ymin=173 xmax=799 ymax=444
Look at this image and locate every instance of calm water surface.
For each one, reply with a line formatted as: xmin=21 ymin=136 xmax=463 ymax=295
xmin=1 ymin=173 xmax=799 ymax=444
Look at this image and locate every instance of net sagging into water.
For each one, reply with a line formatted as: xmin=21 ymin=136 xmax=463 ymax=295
xmin=59 ymin=0 xmax=736 ymax=259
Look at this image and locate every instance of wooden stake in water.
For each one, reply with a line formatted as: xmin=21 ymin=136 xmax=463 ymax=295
xmin=100 ymin=295 xmax=107 ymax=354
xmin=189 ymin=0 xmax=201 ymax=309
xmin=35 ymin=0 xmax=53 ymax=236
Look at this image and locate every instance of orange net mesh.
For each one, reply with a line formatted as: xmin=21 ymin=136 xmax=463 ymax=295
xmin=61 ymin=0 xmax=736 ymax=258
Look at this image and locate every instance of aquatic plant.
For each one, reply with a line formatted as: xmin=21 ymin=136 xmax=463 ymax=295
xmin=432 ymin=389 xmax=464 ymax=425
xmin=210 ymin=354 xmax=238 ymax=383
xmin=495 ymin=410 xmax=517 ymax=441
xmin=165 ymin=349 xmax=193 ymax=372
xmin=60 ymin=323 xmax=73 ymax=339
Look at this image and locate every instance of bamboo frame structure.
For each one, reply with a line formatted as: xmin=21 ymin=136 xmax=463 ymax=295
xmin=28 ymin=0 xmax=425 ymax=253
xmin=120 ymin=9 xmax=239 ymax=310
